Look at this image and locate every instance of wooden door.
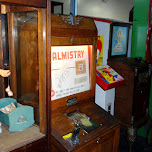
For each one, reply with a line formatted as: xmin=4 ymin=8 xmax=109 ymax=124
xmin=90 ymin=136 xmax=114 ymax=152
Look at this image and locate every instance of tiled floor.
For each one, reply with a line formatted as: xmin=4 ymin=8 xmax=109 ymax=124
xmin=119 ymin=131 xmax=152 ymax=152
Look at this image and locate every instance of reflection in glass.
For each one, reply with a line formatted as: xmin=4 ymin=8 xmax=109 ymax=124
xmin=13 ymin=12 xmax=39 ymax=124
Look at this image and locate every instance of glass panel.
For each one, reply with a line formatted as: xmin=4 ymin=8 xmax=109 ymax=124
xmin=13 ymin=11 xmax=39 ymax=124
xmin=0 ymin=14 xmax=8 ymax=98
xmin=51 ymin=45 xmax=92 ymax=101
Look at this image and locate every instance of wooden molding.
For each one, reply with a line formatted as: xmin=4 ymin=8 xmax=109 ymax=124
xmin=0 ymin=0 xmax=46 ymax=8
xmin=1 ymin=4 xmax=10 ymax=14
xmin=38 ymin=8 xmax=47 ymax=134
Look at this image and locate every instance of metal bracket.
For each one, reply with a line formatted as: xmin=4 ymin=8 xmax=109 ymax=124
xmin=67 ymin=97 xmax=77 ymax=107
xmin=58 ymin=14 xmax=83 ymax=25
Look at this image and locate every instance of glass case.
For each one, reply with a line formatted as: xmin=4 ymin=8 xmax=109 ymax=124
xmin=0 ymin=8 xmax=47 ymax=152
xmin=13 ymin=11 xmax=39 ymax=124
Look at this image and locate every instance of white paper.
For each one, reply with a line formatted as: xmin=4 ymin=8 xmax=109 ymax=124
xmin=51 ymin=45 xmax=91 ymax=100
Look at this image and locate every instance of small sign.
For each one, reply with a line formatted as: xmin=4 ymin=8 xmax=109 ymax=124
xmin=67 ymin=97 xmax=77 ymax=107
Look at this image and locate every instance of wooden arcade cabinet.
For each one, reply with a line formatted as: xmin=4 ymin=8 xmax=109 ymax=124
xmin=51 ymin=14 xmax=121 ymax=152
xmin=0 ymin=1 xmax=50 ymax=152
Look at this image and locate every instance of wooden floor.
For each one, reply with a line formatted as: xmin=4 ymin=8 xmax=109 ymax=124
xmin=0 ymin=123 xmax=45 ymax=152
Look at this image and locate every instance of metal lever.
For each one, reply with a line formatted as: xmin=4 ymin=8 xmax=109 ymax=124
xmin=71 ymin=119 xmax=80 ymax=145
xmin=69 ymin=13 xmax=74 ymax=25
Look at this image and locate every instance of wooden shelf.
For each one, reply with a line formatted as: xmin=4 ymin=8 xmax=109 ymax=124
xmin=0 ymin=123 xmax=45 ymax=152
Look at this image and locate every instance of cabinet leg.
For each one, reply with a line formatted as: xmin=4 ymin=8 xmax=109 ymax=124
xmin=128 ymin=142 xmax=133 ymax=152
xmin=127 ymin=117 xmax=137 ymax=152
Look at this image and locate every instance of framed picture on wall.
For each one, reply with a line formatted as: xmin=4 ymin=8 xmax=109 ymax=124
xmin=109 ymin=22 xmax=130 ymax=58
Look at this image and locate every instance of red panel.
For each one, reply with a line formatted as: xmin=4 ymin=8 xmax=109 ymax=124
xmin=96 ymin=74 xmax=124 ymax=91
xmin=93 ymin=17 xmax=114 ymax=23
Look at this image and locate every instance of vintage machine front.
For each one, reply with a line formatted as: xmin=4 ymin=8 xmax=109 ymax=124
xmin=51 ymin=14 xmax=121 ymax=152
xmin=51 ymin=14 xmax=96 ymax=112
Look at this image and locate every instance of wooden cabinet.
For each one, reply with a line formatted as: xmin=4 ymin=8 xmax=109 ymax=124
xmin=12 ymin=137 xmax=47 ymax=152
xmin=50 ymin=15 xmax=120 ymax=152
xmin=51 ymin=104 xmax=120 ymax=152
xmin=108 ymin=57 xmax=151 ymax=127
xmin=0 ymin=1 xmax=50 ymax=152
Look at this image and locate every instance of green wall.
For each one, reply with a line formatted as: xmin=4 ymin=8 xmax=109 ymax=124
xmin=131 ymin=0 xmax=149 ymax=58
xmin=131 ymin=0 xmax=152 ymax=139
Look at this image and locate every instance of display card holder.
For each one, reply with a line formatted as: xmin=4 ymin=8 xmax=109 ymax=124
xmin=96 ymin=65 xmax=124 ymax=90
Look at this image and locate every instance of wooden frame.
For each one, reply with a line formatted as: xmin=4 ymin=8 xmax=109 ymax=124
xmin=0 ymin=0 xmax=46 ymax=8
xmin=109 ymin=22 xmax=129 ymax=59
xmin=38 ymin=8 xmax=47 ymax=134
xmin=7 ymin=9 xmax=47 ymax=134
xmin=46 ymin=0 xmax=51 ymax=150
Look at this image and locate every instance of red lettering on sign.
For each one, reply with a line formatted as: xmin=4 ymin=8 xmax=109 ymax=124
xmin=52 ymin=52 xmax=57 ymax=60
xmin=70 ymin=51 xmax=73 ymax=59
xmin=52 ymin=50 xmax=85 ymax=61
xmin=62 ymin=52 xmax=67 ymax=60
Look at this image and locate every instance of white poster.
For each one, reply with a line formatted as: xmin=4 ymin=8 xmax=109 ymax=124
xmin=51 ymin=45 xmax=91 ymax=101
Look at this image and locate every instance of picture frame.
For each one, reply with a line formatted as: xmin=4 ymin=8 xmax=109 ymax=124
xmin=108 ymin=22 xmax=130 ymax=58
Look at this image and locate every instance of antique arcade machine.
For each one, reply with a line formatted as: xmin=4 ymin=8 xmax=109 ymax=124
xmin=0 ymin=1 xmax=50 ymax=152
xmin=51 ymin=14 xmax=120 ymax=152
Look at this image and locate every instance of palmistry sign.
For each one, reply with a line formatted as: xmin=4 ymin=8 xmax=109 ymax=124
xmin=51 ymin=45 xmax=91 ymax=100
